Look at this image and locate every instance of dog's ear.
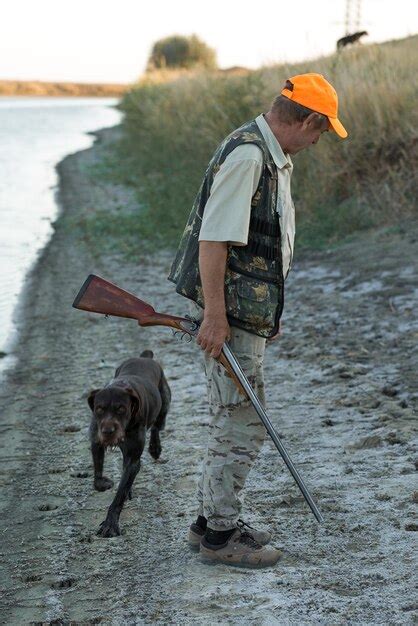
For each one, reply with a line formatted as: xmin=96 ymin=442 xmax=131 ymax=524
xmin=125 ymin=386 xmax=141 ymax=417
xmin=87 ymin=388 xmax=101 ymax=412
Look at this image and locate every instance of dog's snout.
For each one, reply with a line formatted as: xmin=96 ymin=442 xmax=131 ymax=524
xmin=102 ymin=425 xmax=116 ymax=434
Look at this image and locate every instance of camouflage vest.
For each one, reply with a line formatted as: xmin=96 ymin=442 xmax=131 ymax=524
xmin=167 ymin=118 xmax=284 ymax=338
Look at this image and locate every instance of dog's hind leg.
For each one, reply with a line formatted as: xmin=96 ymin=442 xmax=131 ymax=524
xmin=156 ymin=372 xmax=171 ymax=432
xmin=149 ymin=426 xmax=162 ymax=460
xmin=149 ymin=373 xmax=171 ymax=460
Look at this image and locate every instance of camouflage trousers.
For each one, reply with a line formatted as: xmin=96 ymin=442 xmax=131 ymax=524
xmin=189 ymin=303 xmax=267 ymax=531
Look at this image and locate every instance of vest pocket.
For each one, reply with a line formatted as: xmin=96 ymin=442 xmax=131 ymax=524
xmin=237 ymin=278 xmax=269 ymax=302
xmin=228 ymin=259 xmax=281 ymax=284
xmin=225 ymin=271 xmax=279 ymax=334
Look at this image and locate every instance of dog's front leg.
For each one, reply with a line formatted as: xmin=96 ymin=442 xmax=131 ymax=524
xmin=91 ymin=440 xmax=114 ymax=492
xmin=123 ymin=454 xmax=134 ymax=500
xmin=96 ymin=458 xmax=141 ymax=537
xmin=96 ymin=436 xmax=145 ymax=538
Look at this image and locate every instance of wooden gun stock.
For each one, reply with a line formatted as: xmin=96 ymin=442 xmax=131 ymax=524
xmin=72 ymin=274 xmax=246 ymax=395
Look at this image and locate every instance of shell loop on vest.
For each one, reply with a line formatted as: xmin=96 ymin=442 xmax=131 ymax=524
xmin=246 ymin=239 xmax=279 ymax=260
xmin=249 ymin=215 xmax=280 ymax=237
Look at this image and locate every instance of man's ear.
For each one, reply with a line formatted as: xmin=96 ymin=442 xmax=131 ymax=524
xmin=125 ymin=386 xmax=141 ymax=418
xmin=87 ymin=388 xmax=101 ymax=412
xmin=302 ymin=111 xmax=320 ymax=130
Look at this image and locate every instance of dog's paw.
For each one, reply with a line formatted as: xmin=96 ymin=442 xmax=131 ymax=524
xmin=148 ymin=438 xmax=162 ymax=460
xmin=94 ymin=476 xmax=114 ymax=492
xmin=96 ymin=517 xmax=120 ymax=538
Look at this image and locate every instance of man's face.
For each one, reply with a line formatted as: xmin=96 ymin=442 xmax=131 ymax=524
xmin=286 ymin=115 xmax=330 ymax=155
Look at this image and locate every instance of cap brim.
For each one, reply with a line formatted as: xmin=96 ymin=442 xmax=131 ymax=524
xmin=329 ymin=117 xmax=348 ymax=139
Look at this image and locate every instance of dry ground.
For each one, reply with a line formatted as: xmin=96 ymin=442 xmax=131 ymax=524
xmin=0 ymin=128 xmax=417 ymax=625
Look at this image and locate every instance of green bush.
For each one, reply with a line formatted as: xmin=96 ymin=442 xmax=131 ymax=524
xmin=146 ymin=34 xmax=217 ymax=71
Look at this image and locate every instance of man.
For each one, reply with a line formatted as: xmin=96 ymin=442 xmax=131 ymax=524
xmin=168 ymin=73 xmax=348 ymax=568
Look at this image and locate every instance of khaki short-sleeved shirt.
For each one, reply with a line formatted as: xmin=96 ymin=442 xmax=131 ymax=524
xmin=199 ymin=113 xmax=295 ymax=280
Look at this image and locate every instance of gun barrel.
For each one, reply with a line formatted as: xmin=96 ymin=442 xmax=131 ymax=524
xmin=221 ymin=342 xmax=324 ymax=523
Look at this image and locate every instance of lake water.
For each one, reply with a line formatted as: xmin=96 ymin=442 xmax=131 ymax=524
xmin=0 ymin=97 xmax=122 ymax=376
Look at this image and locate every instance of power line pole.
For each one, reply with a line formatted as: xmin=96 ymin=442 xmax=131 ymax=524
xmin=355 ymin=0 xmax=362 ymax=30
xmin=344 ymin=0 xmax=363 ymax=34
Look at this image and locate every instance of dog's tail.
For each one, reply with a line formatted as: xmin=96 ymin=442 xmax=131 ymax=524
xmin=140 ymin=349 xmax=154 ymax=359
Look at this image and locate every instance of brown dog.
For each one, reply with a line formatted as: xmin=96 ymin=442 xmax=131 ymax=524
xmin=87 ymin=350 xmax=171 ymax=537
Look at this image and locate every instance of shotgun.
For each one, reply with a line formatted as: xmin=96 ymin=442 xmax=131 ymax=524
xmin=72 ymin=274 xmax=323 ymax=523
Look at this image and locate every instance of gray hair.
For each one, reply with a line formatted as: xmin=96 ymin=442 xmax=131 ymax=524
xmin=271 ymin=80 xmax=328 ymax=128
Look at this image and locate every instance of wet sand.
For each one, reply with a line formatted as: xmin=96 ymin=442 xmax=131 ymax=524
xmin=0 ymin=126 xmax=417 ymax=625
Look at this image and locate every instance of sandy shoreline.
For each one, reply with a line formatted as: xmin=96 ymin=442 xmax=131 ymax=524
xmin=0 ymin=125 xmax=417 ymax=624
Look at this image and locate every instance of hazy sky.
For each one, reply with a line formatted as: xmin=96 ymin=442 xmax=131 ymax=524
xmin=2 ymin=0 xmax=417 ymax=83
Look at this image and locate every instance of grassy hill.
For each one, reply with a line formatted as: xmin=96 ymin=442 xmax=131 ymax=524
xmin=0 ymin=79 xmax=129 ymax=97
xmin=81 ymin=35 xmax=418 ymax=255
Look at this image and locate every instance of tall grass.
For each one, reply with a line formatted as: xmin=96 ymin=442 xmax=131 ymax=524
xmin=96 ymin=36 xmax=417 ymax=253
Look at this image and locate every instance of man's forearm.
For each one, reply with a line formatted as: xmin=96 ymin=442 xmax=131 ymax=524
xmin=198 ymin=241 xmax=228 ymax=315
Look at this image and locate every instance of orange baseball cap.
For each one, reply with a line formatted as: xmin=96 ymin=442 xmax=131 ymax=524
xmin=281 ymin=73 xmax=348 ymax=138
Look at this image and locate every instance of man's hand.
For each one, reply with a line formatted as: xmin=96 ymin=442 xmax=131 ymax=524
xmin=196 ymin=312 xmax=230 ymax=359
xmin=267 ymin=319 xmax=283 ymax=344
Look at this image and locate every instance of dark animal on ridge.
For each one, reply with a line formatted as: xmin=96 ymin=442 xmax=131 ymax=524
xmin=337 ymin=31 xmax=368 ymax=50
xmin=87 ymin=350 xmax=171 ymax=537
